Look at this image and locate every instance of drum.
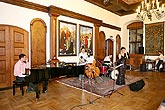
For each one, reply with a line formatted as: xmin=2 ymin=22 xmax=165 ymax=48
xmin=110 ymin=70 xmax=119 ymax=80
xmin=101 ymin=66 xmax=107 ymax=75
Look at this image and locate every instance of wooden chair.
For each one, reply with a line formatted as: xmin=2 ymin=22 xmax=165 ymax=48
xmin=13 ymin=80 xmax=25 ymax=96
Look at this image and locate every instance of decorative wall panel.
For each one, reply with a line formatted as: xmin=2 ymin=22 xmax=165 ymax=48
xmin=0 ymin=31 xmax=5 ymax=42
xmin=14 ymin=32 xmax=24 ymax=43
xmin=145 ymin=22 xmax=164 ymax=55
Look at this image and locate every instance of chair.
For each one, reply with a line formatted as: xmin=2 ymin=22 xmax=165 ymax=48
xmin=13 ymin=80 xmax=25 ymax=96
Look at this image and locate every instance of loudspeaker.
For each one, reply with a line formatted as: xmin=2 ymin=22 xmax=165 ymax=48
xmin=129 ymin=79 xmax=145 ymax=92
xmin=139 ymin=47 xmax=144 ymax=54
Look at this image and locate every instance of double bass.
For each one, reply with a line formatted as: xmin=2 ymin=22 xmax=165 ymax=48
xmin=85 ymin=59 xmax=100 ymax=78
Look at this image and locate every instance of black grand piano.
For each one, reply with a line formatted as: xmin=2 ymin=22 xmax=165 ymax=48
xmin=25 ymin=62 xmax=85 ymax=99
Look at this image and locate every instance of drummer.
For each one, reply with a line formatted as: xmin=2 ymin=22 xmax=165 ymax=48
xmin=103 ymin=55 xmax=112 ymax=67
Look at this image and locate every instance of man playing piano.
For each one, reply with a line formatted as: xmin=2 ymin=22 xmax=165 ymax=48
xmin=14 ymin=53 xmax=34 ymax=92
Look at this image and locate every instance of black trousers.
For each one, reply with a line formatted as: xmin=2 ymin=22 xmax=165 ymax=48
xmin=16 ymin=76 xmax=25 ymax=82
xmin=156 ymin=60 xmax=163 ymax=71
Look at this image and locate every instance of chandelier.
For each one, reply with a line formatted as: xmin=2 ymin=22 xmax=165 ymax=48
xmin=103 ymin=0 xmax=109 ymax=5
xmin=136 ymin=0 xmax=165 ymax=21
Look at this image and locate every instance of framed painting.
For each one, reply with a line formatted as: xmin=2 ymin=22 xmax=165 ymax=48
xmin=59 ymin=20 xmax=77 ymax=56
xmin=79 ymin=25 xmax=93 ymax=55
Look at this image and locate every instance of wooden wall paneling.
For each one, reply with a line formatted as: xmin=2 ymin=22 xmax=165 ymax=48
xmin=49 ymin=13 xmax=59 ymax=59
xmin=0 ymin=26 xmax=10 ymax=88
xmin=30 ymin=18 xmax=47 ymax=67
xmin=0 ymin=25 xmax=28 ymax=88
xmin=0 ymin=0 xmax=48 ymax=13
xmin=10 ymin=26 xmax=29 ymax=85
xmin=127 ymin=22 xmax=143 ymax=29
xmin=94 ymin=24 xmax=101 ymax=66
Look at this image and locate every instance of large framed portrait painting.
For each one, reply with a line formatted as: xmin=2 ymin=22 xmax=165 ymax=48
xmin=79 ymin=25 xmax=93 ymax=55
xmin=59 ymin=20 xmax=77 ymax=56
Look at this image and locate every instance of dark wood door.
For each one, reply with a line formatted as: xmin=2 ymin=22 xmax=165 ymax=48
xmin=0 ymin=25 xmax=28 ymax=87
xmin=96 ymin=31 xmax=106 ymax=61
xmin=105 ymin=39 xmax=113 ymax=61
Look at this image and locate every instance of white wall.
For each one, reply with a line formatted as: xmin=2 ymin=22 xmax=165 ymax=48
xmin=26 ymin=0 xmax=120 ymax=26
xmin=0 ymin=2 xmax=51 ymax=62
xmin=120 ymin=13 xmax=165 ymax=60
xmin=0 ymin=0 xmax=121 ymax=63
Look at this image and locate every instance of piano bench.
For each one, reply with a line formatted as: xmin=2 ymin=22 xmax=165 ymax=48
xmin=13 ymin=81 xmax=25 ymax=96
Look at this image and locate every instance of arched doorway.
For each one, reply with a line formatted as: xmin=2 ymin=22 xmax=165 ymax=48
xmin=105 ymin=39 xmax=114 ymax=60
xmin=96 ymin=31 xmax=106 ymax=61
xmin=30 ymin=18 xmax=47 ymax=67
xmin=116 ymin=34 xmax=121 ymax=60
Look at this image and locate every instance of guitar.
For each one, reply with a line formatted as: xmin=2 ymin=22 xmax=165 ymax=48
xmin=85 ymin=59 xmax=100 ymax=79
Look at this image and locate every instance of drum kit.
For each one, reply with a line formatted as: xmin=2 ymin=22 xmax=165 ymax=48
xmin=101 ymin=61 xmax=123 ymax=80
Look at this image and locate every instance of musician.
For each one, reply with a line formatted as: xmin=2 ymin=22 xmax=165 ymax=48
xmin=85 ymin=59 xmax=100 ymax=79
xmin=116 ymin=47 xmax=130 ymax=85
xmin=104 ymin=55 xmax=112 ymax=67
xmin=155 ymin=51 xmax=164 ymax=72
xmin=79 ymin=48 xmax=88 ymax=65
xmin=86 ymin=51 xmax=94 ymax=64
xmin=14 ymin=53 xmax=34 ymax=92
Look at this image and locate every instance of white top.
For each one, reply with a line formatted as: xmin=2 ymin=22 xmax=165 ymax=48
xmin=104 ymin=56 xmax=112 ymax=62
xmin=86 ymin=56 xmax=94 ymax=64
xmin=159 ymin=54 xmax=164 ymax=60
xmin=104 ymin=55 xmax=112 ymax=66
xmin=78 ymin=52 xmax=88 ymax=65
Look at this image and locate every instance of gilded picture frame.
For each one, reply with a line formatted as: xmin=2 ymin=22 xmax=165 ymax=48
xmin=59 ymin=20 xmax=77 ymax=56
xmin=79 ymin=25 xmax=93 ymax=55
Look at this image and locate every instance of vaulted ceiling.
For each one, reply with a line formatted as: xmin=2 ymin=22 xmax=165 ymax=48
xmin=84 ymin=0 xmax=165 ymax=16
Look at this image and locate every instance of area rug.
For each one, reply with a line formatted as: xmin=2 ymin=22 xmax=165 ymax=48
xmin=56 ymin=75 xmax=143 ymax=96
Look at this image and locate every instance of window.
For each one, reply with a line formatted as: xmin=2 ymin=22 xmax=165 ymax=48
xmin=129 ymin=28 xmax=143 ymax=54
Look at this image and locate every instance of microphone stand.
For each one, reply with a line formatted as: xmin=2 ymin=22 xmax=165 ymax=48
xmin=70 ymin=75 xmax=102 ymax=110
xmin=104 ymin=63 xmax=124 ymax=98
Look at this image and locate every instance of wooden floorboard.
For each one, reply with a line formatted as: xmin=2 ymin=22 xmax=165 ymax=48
xmin=0 ymin=70 xmax=165 ymax=110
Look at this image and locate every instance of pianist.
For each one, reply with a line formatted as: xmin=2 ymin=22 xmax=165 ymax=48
xmin=14 ymin=53 xmax=34 ymax=92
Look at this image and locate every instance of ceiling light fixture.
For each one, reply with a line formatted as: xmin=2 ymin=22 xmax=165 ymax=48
xmin=136 ymin=0 xmax=165 ymax=21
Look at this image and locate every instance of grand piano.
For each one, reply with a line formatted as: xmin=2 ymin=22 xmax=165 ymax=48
xmin=25 ymin=62 xmax=85 ymax=99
